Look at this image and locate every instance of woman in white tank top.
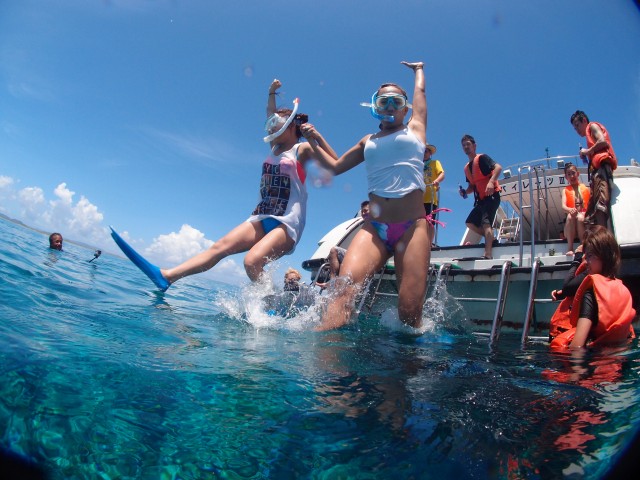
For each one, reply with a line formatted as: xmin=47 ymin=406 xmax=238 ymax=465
xmin=305 ymin=61 xmax=431 ymax=330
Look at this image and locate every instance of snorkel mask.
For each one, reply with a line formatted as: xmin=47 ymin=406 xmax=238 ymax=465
xmin=360 ymin=91 xmax=410 ymax=123
xmin=263 ymin=98 xmax=300 ymax=143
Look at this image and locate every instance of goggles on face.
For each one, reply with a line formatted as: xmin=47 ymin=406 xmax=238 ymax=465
xmin=265 ymin=114 xmax=288 ymax=135
xmin=263 ymin=98 xmax=300 ymax=143
xmin=373 ymin=93 xmax=408 ymax=111
xmin=360 ymin=91 xmax=411 ymax=123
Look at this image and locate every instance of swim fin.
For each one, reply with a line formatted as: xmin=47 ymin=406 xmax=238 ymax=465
xmin=110 ymin=226 xmax=170 ymax=291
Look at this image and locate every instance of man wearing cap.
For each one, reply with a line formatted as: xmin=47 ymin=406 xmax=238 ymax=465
xmin=423 ymin=144 xmax=445 ymax=243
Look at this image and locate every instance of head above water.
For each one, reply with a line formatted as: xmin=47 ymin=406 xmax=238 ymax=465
xmin=284 ymin=267 xmax=302 ymax=291
xmin=582 ymin=225 xmax=620 ymax=278
xmin=49 ymin=232 xmax=63 ymax=251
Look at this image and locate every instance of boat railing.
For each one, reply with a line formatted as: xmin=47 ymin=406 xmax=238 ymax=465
xmin=505 ymin=154 xmax=581 ymax=172
xmin=521 ymin=258 xmax=541 ymax=346
xmin=489 ymin=260 xmax=512 ymax=346
xmin=517 ymin=165 xmax=537 ymax=265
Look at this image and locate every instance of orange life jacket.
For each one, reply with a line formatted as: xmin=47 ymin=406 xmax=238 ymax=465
xmin=550 ymin=274 xmax=636 ymax=349
xmin=463 ymin=154 xmax=501 ymax=200
xmin=586 ymin=121 xmax=617 ymax=171
xmin=563 ymin=184 xmax=590 ymax=212
xmin=549 ymin=262 xmax=587 ymax=340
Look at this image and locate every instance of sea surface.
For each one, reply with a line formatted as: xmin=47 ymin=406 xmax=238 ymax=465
xmin=1 ymin=216 xmax=639 ymax=479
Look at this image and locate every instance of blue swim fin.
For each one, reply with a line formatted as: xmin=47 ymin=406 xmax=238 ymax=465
xmin=110 ymin=226 xmax=170 ymax=291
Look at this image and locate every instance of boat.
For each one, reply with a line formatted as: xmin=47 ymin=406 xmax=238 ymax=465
xmin=302 ymin=155 xmax=640 ymax=342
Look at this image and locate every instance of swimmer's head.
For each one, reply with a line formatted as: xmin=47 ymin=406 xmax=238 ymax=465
xmin=363 ymin=83 xmax=410 ymax=124
xmin=49 ymin=232 xmax=63 ymax=251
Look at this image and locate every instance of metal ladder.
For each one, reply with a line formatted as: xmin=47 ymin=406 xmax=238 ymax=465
xmin=358 ymin=262 xmax=442 ymax=315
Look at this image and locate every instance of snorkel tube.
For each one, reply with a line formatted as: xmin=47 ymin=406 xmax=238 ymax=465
xmin=360 ymin=92 xmax=395 ymax=123
xmin=263 ymin=98 xmax=300 ymax=143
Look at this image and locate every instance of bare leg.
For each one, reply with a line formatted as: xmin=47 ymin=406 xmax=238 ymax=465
xmin=482 ymin=224 xmax=494 ymax=258
xmin=576 ymin=213 xmax=586 ymax=243
xmin=394 ymin=219 xmax=431 ymax=327
xmin=564 ymin=214 xmax=576 ymax=253
xmin=161 ymin=221 xmax=272 ymax=284
xmin=466 ymin=222 xmax=493 ymax=258
xmin=316 ymin=226 xmax=388 ymax=331
xmin=243 ymin=224 xmax=294 ymax=281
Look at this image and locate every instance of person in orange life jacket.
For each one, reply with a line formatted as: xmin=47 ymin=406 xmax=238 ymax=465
xmin=550 ymin=227 xmax=635 ymax=349
xmin=549 ymin=225 xmax=604 ymax=341
xmin=156 ymin=79 xmax=337 ymax=286
xmin=459 ymin=134 xmax=502 ymax=259
xmin=561 ymin=163 xmax=590 ymax=255
xmin=570 ymin=110 xmax=617 ymax=229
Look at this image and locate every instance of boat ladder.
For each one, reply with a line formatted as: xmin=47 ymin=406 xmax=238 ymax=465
xmin=357 ymin=263 xmax=441 ymax=315
xmin=431 ymin=261 xmax=514 ymax=346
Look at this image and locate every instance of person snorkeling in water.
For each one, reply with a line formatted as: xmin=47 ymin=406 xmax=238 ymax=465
xmin=114 ymin=79 xmax=337 ymax=291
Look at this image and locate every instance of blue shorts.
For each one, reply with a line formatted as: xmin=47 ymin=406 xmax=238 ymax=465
xmin=261 ymin=218 xmax=282 ymax=234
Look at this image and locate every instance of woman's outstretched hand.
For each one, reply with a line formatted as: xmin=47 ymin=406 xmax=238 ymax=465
xmin=401 ymin=61 xmax=424 ymax=71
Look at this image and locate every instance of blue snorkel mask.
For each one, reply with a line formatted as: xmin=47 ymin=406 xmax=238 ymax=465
xmin=360 ymin=91 xmax=410 ymax=123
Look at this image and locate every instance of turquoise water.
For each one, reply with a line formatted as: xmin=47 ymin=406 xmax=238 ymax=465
xmin=1 ymin=217 xmax=639 ymax=479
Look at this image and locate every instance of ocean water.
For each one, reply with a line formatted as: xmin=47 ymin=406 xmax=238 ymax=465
xmin=1 ymin=216 xmax=639 ymax=479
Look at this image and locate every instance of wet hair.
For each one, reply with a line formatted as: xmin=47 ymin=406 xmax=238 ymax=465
xmin=377 ymin=83 xmax=408 ymax=99
xmin=49 ymin=232 xmax=63 ymax=250
xmin=583 ymin=226 xmax=620 ymax=278
xmin=570 ymin=110 xmax=589 ymax=125
xmin=461 ymin=134 xmax=475 ymax=145
xmin=276 ymin=108 xmax=309 ymax=140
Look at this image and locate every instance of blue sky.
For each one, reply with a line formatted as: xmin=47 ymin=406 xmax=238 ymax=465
xmin=1 ymin=0 xmax=639 ymax=286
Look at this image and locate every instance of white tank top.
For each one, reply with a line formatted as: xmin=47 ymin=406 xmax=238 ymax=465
xmin=246 ymin=144 xmax=308 ymax=250
xmin=364 ymin=127 xmax=426 ymax=198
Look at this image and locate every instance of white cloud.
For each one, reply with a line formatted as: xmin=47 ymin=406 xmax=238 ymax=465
xmin=0 ymin=175 xmax=15 ymax=189
xmin=145 ymin=224 xmax=213 ymax=263
xmin=4 ymin=180 xmax=109 ymax=247
xmin=0 ymin=174 xmax=248 ymax=285
xmin=144 ymin=224 xmax=247 ymax=285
